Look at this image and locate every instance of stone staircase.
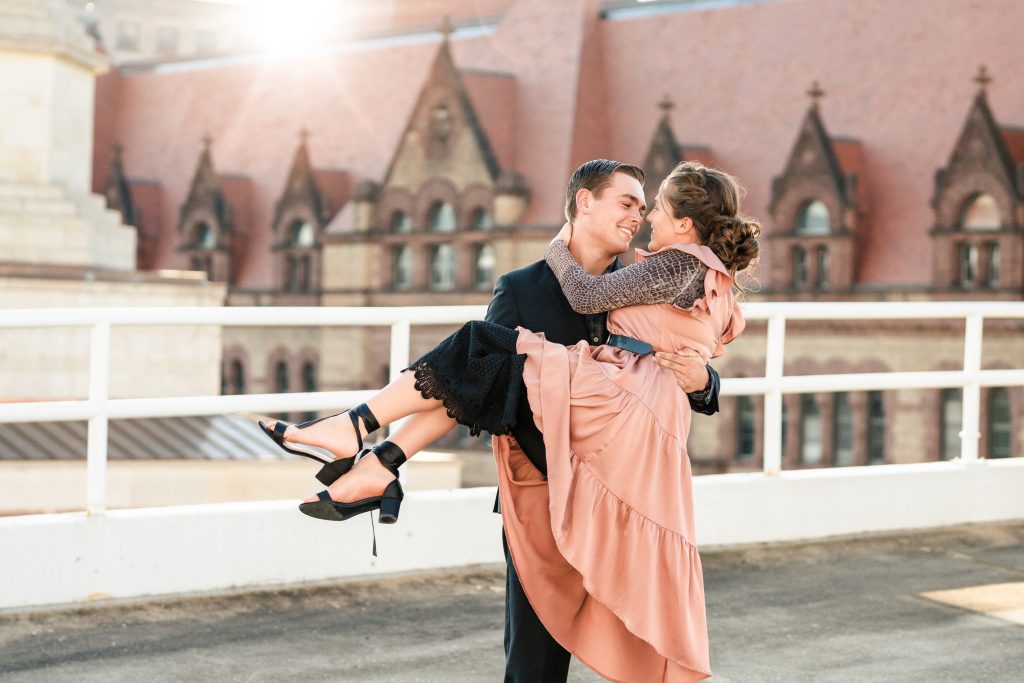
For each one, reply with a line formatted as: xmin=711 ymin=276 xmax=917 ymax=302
xmin=0 ymin=181 xmax=137 ymax=270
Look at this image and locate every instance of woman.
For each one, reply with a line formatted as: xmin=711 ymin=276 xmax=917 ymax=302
xmin=261 ymin=160 xmax=759 ymax=682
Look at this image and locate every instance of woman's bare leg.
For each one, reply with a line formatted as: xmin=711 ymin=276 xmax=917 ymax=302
xmin=268 ymin=371 xmax=443 ymax=461
xmin=301 ymin=406 xmax=458 ymax=503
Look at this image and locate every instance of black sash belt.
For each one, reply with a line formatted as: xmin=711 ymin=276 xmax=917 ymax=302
xmin=606 ymin=334 xmax=654 ymax=356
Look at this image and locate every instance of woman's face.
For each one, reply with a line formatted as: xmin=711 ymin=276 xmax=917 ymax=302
xmin=645 ymin=190 xmax=677 ymax=251
xmin=645 ymin=184 xmax=699 ymax=251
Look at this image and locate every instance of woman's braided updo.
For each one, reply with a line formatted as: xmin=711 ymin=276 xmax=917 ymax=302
xmin=660 ymin=161 xmax=760 ymax=277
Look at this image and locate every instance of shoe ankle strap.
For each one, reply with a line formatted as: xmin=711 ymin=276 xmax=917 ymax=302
xmin=352 ymin=403 xmax=380 ymax=436
xmin=372 ymin=441 xmax=407 ymax=477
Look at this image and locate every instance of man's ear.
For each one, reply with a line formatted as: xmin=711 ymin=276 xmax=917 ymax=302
xmin=575 ymin=188 xmax=591 ymax=216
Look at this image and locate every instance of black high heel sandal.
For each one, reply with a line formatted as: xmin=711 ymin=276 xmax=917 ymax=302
xmin=258 ymin=403 xmax=381 ymax=485
xmin=298 ymin=441 xmax=406 ymax=525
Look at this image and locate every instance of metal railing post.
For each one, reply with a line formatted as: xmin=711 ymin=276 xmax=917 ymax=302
xmin=762 ymin=315 xmax=786 ymax=475
xmin=86 ymin=321 xmax=111 ymax=515
xmin=960 ymin=314 xmax=983 ymax=462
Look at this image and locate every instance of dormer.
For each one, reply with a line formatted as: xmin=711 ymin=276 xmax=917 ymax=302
xmin=768 ymin=83 xmax=865 ymax=295
xmin=931 ymin=67 xmax=1024 ymax=294
xmin=271 ymin=129 xmax=339 ymax=296
xmin=633 ymin=95 xmax=712 ymax=256
xmin=178 ymin=137 xmax=234 ymax=282
xmin=352 ymin=20 xmax=526 ymax=295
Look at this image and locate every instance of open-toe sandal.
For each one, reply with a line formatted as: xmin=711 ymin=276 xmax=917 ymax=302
xmin=258 ymin=403 xmax=381 ymax=485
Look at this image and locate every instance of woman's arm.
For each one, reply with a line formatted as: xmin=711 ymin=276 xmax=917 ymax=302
xmin=544 ymin=238 xmax=707 ymax=314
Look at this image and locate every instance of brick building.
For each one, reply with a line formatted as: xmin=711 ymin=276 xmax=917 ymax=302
xmin=88 ymin=0 xmax=1023 ymax=469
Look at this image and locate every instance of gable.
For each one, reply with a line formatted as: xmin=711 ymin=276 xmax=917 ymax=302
xmin=381 ymin=41 xmax=501 ymax=193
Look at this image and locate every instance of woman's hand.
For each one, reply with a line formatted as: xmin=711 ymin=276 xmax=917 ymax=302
xmin=552 ymin=222 xmax=573 ymax=246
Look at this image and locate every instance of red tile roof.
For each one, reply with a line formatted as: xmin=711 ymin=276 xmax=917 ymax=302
xmin=95 ymin=0 xmax=1024 ymax=289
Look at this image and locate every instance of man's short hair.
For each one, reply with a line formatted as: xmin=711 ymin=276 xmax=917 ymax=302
xmin=564 ymin=159 xmax=645 ymax=222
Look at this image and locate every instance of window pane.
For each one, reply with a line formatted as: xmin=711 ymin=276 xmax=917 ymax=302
xmin=958 ymin=243 xmax=978 ymax=287
xmin=815 ymin=246 xmax=828 ymax=291
xmin=290 ymin=220 xmax=315 ymax=247
xmin=428 ymin=202 xmax=456 ymax=233
xmin=194 ymin=222 xmax=215 ymax=249
xmin=231 ymin=359 xmax=245 ymax=395
xmin=393 ymin=246 xmax=411 ymax=290
xmin=275 ymin=361 xmax=289 ymax=392
xmin=471 ymin=207 xmax=492 ymax=230
xmin=116 ymin=21 xmax=140 ymax=51
xmin=390 ymin=211 xmax=411 ymax=234
xmin=156 ymin=27 xmax=178 ymax=55
xmin=987 ymin=388 xmax=1011 ymax=459
xmin=941 ymin=389 xmax=962 ymax=460
xmin=986 ymin=244 xmax=999 ymax=288
xmin=793 ymin=247 xmax=807 ymax=288
xmin=800 ymin=395 xmax=822 ymax=464
xmin=196 ymin=30 xmax=216 ymax=54
xmin=430 ymin=244 xmax=455 ymax=290
xmin=833 ymin=392 xmax=853 ymax=466
xmin=475 ymin=243 xmax=496 ymax=290
xmin=867 ymin=391 xmax=885 ymax=464
xmin=736 ymin=395 xmax=755 ymax=462
xmin=961 ymin=193 xmax=1001 ymax=230
xmin=796 ymin=200 xmax=830 ymax=235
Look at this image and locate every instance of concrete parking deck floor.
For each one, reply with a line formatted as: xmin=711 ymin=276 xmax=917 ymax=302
xmin=2 ymin=521 xmax=1023 ymax=682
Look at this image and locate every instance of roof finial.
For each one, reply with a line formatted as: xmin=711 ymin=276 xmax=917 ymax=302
xmin=974 ymin=65 xmax=991 ymax=95
xmin=438 ymin=15 xmax=455 ymax=42
xmin=299 ymin=126 xmax=310 ymax=144
xmin=658 ymin=93 xmax=674 ymax=116
xmin=807 ymin=80 xmax=825 ymax=109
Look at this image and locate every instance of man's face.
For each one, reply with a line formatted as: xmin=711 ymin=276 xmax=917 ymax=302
xmin=577 ymin=172 xmax=646 ymax=255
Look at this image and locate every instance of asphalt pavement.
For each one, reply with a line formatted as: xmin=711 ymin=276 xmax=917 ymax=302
xmin=2 ymin=521 xmax=1023 ymax=682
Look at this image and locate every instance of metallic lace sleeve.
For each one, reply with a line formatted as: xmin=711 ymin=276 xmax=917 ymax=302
xmin=544 ymin=239 xmax=707 ymax=314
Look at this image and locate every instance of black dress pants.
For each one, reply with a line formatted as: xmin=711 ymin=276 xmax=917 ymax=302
xmin=503 ymin=530 xmax=570 ymax=682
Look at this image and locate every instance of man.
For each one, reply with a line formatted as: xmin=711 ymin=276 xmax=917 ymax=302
xmin=484 ymin=159 xmax=720 ymax=682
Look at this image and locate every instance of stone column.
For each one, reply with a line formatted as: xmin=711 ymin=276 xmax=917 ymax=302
xmin=0 ymin=0 xmax=109 ymax=194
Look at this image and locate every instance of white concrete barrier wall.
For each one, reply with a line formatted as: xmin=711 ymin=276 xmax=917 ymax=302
xmin=3 ymin=460 xmax=1024 ymax=611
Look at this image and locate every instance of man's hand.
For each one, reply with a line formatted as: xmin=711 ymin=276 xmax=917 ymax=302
xmin=654 ymin=348 xmax=710 ymax=394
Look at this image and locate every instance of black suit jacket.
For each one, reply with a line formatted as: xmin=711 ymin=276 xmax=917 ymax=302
xmin=485 ymin=258 xmax=721 ymax=495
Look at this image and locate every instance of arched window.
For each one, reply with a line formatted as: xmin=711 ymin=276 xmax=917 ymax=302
xmin=301 ymin=361 xmax=317 ymax=422
xmin=961 ymin=193 xmax=1001 ymax=230
xmin=274 ymin=360 xmax=289 ymax=394
xmin=987 ymin=388 xmax=1011 ymax=458
xmin=799 ymin=394 xmax=822 ymax=465
xmin=390 ymin=210 xmax=411 ymax=234
xmin=194 ymin=222 xmax=215 ymax=249
xmin=428 ymin=202 xmax=456 ymax=233
xmin=795 ymin=200 xmax=830 ymax=235
xmin=833 ymin=392 xmax=853 ymax=466
xmin=289 ymin=219 xmax=315 ymax=247
xmin=393 ymin=245 xmax=411 ymax=290
xmin=430 ymin=243 xmax=455 ymax=291
xmin=793 ymin=246 xmax=808 ymax=288
xmin=274 ymin=359 xmax=290 ymax=420
xmin=230 ymin=358 xmax=245 ymax=395
xmin=867 ymin=391 xmax=885 ymax=464
xmin=736 ymin=395 xmax=755 ymax=462
xmin=940 ymin=389 xmax=962 ymax=460
xmin=470 ymin=207 xmax=492 ymax=231
xmin=474 ymin=243 xmax=496 ymax=290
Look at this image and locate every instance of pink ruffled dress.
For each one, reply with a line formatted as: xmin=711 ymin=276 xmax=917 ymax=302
xmin=493 ymin=243 xmax=745 ymax=682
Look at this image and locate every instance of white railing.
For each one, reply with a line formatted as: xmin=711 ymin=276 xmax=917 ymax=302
xmin=2 ymin=301 xmax=1023 ymax=516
